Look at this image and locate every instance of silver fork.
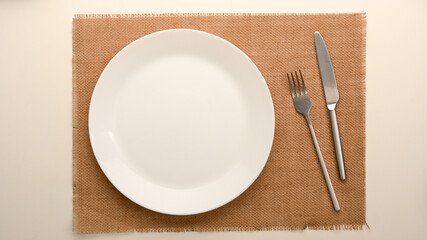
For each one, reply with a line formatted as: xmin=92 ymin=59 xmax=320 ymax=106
xmin=287 ymin=70 xmax=340 ymax=212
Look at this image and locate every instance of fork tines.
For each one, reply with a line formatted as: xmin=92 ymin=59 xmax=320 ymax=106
xmin=287 ymin=70 xmax=307 ymax=97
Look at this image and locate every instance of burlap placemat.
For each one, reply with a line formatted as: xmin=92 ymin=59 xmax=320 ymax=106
xmin=73 ymin=13 xmax=366 ymax=233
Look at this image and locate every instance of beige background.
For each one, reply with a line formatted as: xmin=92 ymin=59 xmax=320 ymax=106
xmin=0 ymin=0 xmax=426 ymax=239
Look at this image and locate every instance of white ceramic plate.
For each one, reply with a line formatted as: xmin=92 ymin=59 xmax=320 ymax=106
xmin=89 ymin=29 xmax=275 ymax=215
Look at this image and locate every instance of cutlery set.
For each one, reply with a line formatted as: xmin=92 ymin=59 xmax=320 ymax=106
xmin=287 ymin=31 xmax=346 ymax=211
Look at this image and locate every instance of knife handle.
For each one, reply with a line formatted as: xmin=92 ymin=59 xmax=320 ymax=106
xmin=329 ymin=109 xmax=346 ymax=180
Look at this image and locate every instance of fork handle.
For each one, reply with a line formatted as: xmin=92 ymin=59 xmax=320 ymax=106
xmin=306 ymin=117 xmax=340 ymax=212
xmin=329 ymin=109 xmax=346 ymax=180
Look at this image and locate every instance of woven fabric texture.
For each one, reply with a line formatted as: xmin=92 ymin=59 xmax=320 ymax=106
xmin=73 ymin=13 xmax=366 ymax=233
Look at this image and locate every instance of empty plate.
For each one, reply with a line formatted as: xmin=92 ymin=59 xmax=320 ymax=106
xmin=89 ymin=29 xmax=275 ymax=215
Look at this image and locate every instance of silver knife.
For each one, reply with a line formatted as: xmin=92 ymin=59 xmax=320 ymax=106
xmin=314 ymin=31 xmax=346 ymax=181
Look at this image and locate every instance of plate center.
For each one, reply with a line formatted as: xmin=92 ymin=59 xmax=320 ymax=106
xmin=113 ymin=52 xmax=247 ymax=189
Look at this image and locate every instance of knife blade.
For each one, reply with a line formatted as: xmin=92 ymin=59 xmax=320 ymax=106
xmin=314 ymin=31 xmax=346 ymax=181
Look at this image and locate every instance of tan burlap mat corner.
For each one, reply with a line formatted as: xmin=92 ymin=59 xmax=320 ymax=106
xmin=73 ymin=13 xmax=366 ymax=233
